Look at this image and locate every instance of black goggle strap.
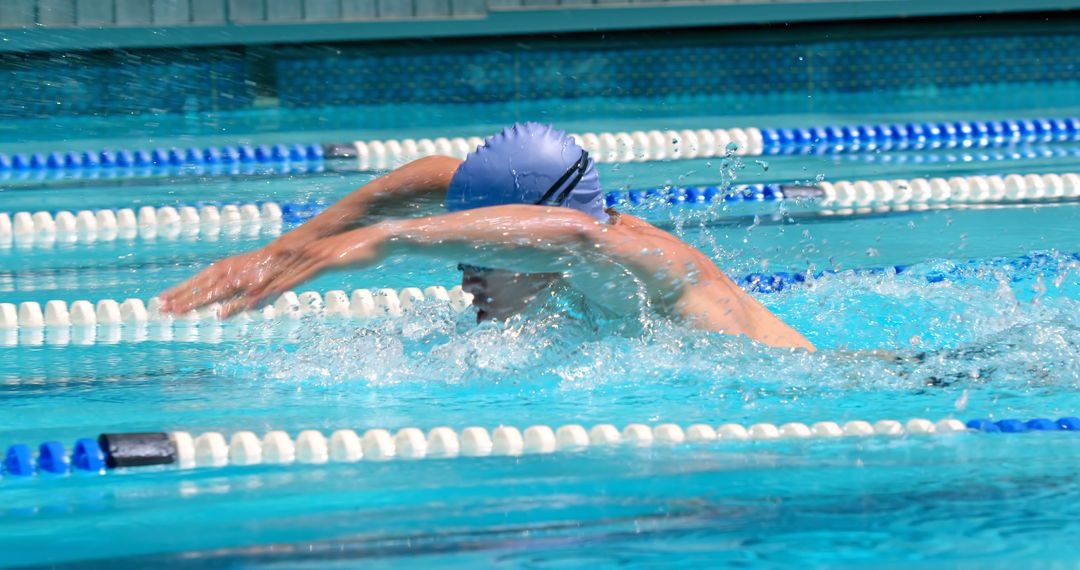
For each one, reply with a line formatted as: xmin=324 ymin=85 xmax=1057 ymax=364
xmin=458 ymin=263 xmax=491 ymax=273
xmin=534 ymin=149 xmax=590 ymax=207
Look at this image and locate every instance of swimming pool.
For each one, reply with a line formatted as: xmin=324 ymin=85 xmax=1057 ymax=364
xmin=3 ymin=82 xmax=1080 ymax=568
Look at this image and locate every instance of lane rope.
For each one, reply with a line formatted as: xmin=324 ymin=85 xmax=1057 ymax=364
xmin=0 ymin=144 xmax=324 ymax=173
xmin=0 ymin=286 xmax=474 ymax=346
xmin=606 ymin=172 xmax=1080 ymax=209
xmin=4 ymin=248 xmax=1077 ymax=344
xmin=0 ymin=161 xmax=326 ymax=184
xmin=2 ymin=118 xmax=1077 ymax=179
xmin=5 ymin=142 xmax=1078 ymax=190
xmin=5 ymin=417 xmax=1079 ymax=479
xmin=0 ymin=203 xmax=285 ymax=246
xmin=6 ymin=170 xmax=1078 ymax=248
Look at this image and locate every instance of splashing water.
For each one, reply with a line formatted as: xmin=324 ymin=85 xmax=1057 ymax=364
xmin=219 ymin=252 xmax=1080 ymax=430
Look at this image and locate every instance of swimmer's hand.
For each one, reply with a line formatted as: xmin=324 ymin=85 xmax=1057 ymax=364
xmin=240 ymin=226 xmax=390 ymax=312
xmin=159 ymin=245 xmax=307 ymax=318
xmin=162 ymin=226 xmax=390 ymax=318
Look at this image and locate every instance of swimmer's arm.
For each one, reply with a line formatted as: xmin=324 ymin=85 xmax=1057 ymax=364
xmin=375 ymin=207 xmax=816 ymax=351
xmin=675 ymin=282 xmax=816 ymax=351
xmin=277 ymin=155 xmax=461 ymax=246
xmin=160 ymin=156 xmax=460 ymax=315
xmin=241 ymin=205 xmax=693 ymax=308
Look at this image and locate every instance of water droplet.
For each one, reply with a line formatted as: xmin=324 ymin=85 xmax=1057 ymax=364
xmin=754 ymin=160 xmax=769 ymax=172
xmin=955 ymin=389 xmax=969 ymax=412
xmin=747 ymin=215 xmax=761 ymax=233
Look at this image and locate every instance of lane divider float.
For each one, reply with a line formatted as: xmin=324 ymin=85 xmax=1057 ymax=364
xmin=757 ymin=117 xmax=1080 ymax=155
xmin=814 ymin=172 xmax=1080 ymax=209
xmin=0 ymin=161 xmax=326 ymax=185
xmin=8 ymin=170 xmax=1075 ymax=249
xmin=0 ymin=203 xmax=285 ymax=246
xmin=3 ymin=118 xmax=1076 ymax=180
xmin=8 ymin=141 xmax=1079 ymax=191
xmin=4 ymin=417 xmax=1078 ymax=480
xmin=4 ymin=249 xmax=1076 ymax=341
xmin=0 ymin=286 xmax=474 ymax=345
xmin=0 ymin=144 xmax=324 ymax=174
xmin=606 ymin=172 xmax=1080 ymax=210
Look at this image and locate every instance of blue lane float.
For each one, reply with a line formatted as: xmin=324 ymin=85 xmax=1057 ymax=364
xmin=0 ymin=143 xmax=325 ymax=174
xmin=605 ymin=183 xmax=794 ymax=207
xmin=3 ymin=444 xmax=33 ymax=477
xmin=0 ymin=160 xmax=327 ymax=184
xmin=70 ymin=439 xmax=106 ymax=473
xmin=37 ymin=441 xmax=69 ymax=475
xmin=757 ymin=117 xmax=1080 ymax=155
xmin=1025 ymin=418 xmax=1060 ymax=431
xmin=965 ymin=417 xmax=1080 ymax=433
xmin=1058 ymin=417 xmax=1080 ymax=430
xmin=2 ymin=433 xmax=174 ymax=478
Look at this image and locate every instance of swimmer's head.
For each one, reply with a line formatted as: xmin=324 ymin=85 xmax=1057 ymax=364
xmin=446 ymin=122 xmax=608 ymax=222
xmin=448 ymin=123 xmax=603 ymax=322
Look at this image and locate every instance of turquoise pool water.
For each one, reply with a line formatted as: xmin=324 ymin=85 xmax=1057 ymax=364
xmin=2 ymin=94 xmax=1080 ymax=567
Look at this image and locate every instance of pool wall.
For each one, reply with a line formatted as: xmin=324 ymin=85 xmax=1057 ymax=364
xmin=1 ymin=0 xmax=1079 ymax=52
xmin=3 ymin=13 xmax=1080 ymax=120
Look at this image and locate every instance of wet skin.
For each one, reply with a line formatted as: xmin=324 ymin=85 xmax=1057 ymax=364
xmin=160 ymin=155 xmax=815 ymax=351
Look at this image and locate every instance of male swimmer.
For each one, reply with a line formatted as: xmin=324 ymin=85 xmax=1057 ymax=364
xmin=161 ymin=123 xmax=815 ymax=351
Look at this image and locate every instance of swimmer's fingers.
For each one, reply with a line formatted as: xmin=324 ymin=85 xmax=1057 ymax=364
xmin=159 ymin=272 xmax=205 ymax=311
xmin=162 ymin=266 xmax=246 ymax=314
xmin=237 ymin=234 xmax=368 ymax=311
xmin=219 ymin=296 xmax=253 ymax=319
xmin=159 ymin=274 xmax=213 ymax=314
xmin=217 ymin=289 xmax=278 ymax=319
xmin=162 ymin=250 xmax=284 ymax=314
xmin=160 ymin=259 xmax=240 ymax=312
xmin=242 ymin=257 xmax=326 ymax=311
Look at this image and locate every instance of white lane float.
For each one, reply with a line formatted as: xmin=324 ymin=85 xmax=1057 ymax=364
xmin=153 ymin=416 xmax=976 ymax=473
xmin=0 ymin=202 xmax=284 ymax=247
xmin=0 ymin=285 xmax=475 ymax=346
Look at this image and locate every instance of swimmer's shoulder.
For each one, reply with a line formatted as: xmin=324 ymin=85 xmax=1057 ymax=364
xmin=608 ymin=210 xmax=689 ymax=243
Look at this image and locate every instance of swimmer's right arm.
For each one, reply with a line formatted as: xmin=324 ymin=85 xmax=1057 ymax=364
xmin=277 ymin=155 xmax=462 ymax=245
xmin=159 ymin=155 xmax=461 ymax=315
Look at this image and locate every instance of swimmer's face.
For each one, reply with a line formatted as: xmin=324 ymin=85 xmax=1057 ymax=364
xmin=460 ymin=266 xmax=560 ymax=322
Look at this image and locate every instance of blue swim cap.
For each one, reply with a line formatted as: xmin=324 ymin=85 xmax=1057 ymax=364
xmin=447 ymin=122 xmax=609 ymax=222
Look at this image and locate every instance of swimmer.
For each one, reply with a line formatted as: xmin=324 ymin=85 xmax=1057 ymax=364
xmin=160 ymin=123 xmax=815 ymax=351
